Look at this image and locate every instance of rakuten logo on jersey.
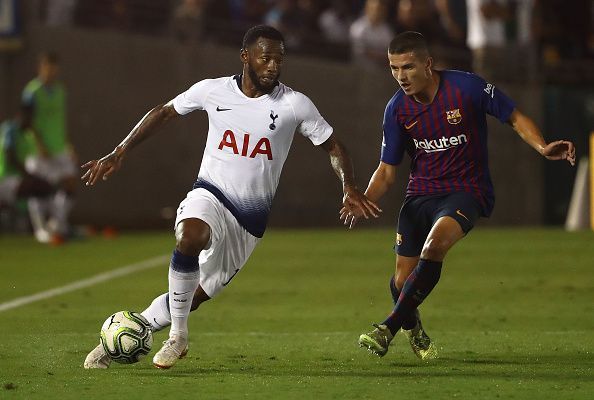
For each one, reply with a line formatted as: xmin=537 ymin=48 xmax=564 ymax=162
xmin=413 ymin=134 xmax=467 ymax=153
xmin=218 ymin=130 xmax=273 ymax=160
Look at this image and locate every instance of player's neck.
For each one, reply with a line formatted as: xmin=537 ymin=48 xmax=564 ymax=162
xmin=412 ymin=71 xmax=440 ymax=105
xmin=240 ymin=73 xmax=271 ymax=98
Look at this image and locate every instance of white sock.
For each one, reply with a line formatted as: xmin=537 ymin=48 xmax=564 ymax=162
xmin=141 ymin=293 xmax=171 ymax=332
xmin=51 ymin=191 xmax=73 ymax=235
xmin=28 ymin=198 xmax=49 ymax=234
xmin=168 ymin=267 xmax=199 ymax=339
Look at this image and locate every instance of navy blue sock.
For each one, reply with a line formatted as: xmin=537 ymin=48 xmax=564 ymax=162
xmin=389 ymin=275 xmax=417 ymax=330
xmin=388 ymin=274 xmax=399 ymax=303
xmin=171 ymin=249 xmax=199 ymax=273
xmin=382 ymin=260 xmax=442 ymax=335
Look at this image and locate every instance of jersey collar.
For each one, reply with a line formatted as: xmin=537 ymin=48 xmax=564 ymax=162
xmin=232 ymin=74 xmax=280 ymax=99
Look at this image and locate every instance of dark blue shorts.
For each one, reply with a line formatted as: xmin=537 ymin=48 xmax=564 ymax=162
xmin=396 ymin=192 xmax=481 ymax=257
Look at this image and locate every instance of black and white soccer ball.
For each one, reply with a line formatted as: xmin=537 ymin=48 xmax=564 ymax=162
xmin=100 ymin=311 xmax=153 ymax=364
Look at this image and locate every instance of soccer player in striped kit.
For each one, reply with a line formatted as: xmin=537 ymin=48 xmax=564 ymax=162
xmin=343 ymin=32 xmax=576 ymax=359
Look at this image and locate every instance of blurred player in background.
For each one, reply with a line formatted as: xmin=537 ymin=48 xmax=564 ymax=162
xmin=22 ymin=52 xmax=78 ymax=243
xmin=342 ymin=32 xmax=575 ymax=360
xmin=0 ymin=111 xmax=54 ymax=221
xmin=82 ymin=25 xmax=380 ymax=370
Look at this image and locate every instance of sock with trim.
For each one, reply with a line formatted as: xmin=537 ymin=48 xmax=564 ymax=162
xmin=382 ymin=259 xmax=442 ymax=335
xmin=168 ymin=250 xmax=199 ymax=339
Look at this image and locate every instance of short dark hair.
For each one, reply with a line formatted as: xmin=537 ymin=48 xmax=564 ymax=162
xmin=388 ymin=31 xmax=429 ymax=57
xmin=242 ymin=25 xmax=285 ymax=50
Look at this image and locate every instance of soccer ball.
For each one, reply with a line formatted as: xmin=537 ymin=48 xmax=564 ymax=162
xmin=100 ymin=311 xmax=153 ymax=364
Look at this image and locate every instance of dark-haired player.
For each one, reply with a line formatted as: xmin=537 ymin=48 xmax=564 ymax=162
xmin=82 ymin=25 xmax=380 ymax=369
xmin=342 ymin=31 xmax=575 ymax=359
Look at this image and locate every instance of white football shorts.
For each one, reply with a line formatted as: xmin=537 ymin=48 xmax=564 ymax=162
xmin=25 ymin=152 xmax=77 ymax=185
xmin=174 ymin=188 xmax=260 ymax=298
xmin=0 ymin=176 xmax=22 ymax=204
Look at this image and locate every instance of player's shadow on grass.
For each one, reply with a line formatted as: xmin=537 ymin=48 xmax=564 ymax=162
xmin=134 ymin=367 xmax=586 ymax=381
xmin=132 ymin=356 xmax=589 ymax=381
xmin=437 ymin=357 xmax=528 ymax=365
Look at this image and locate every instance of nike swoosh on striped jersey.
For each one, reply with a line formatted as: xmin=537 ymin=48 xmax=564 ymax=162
xmin=404 ymin=120 xmax=418 ymax=130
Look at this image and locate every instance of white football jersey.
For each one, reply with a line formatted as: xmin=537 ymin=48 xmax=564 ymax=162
xmin=172 ymin=75 xmax=333 ymax=238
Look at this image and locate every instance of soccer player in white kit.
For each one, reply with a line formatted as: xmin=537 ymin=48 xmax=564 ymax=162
xmin=82 ymin=25 xmax=380 ymax=370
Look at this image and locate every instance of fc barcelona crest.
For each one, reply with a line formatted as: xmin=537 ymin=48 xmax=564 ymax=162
xmin=446 ymin=109 xmax=462 ymax=125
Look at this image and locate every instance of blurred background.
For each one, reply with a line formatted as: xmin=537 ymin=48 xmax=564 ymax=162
xmin=0 ymin=0 xmax=593 ymax=235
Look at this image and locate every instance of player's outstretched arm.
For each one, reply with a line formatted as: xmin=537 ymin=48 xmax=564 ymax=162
xmin=509 ymin=109 xmax=576 ymax=166
xmin=340 ymin=161 xmax=396 ymax=228
xmin=319 ymin=135 xmax=382 ymax=225
xmin=363 ymin=161 xmax=397 ymax=203
xmin=81 ymin=103 xmax=179 ymax=186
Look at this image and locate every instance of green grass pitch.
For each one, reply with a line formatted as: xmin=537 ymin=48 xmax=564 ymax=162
xmin=0 ymin=228 xmax=592 ymax=399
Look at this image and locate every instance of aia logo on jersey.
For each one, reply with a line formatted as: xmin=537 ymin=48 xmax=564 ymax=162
xmin=218 ymin=130 xmax=273 ymax=160
xmin=446 ymin=109 xmax=462 ymax=125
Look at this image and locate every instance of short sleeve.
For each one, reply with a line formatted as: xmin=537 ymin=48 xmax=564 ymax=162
xmin=171 ymin=79 xmax=216 ymax=115
xmin=380 ymin=100 xmax=407 ymax=165
xmin=471 ymin=74 xmax=516 ymax=123
xmin=292 ymin=92 xmax=333 ymax=146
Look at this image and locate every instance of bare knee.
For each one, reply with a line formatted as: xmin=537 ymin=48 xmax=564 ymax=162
xmin=420 ymin=238 xmax=449 ymax=261
xmin=395 ymin=256 xmax=418 ymax=289
xmin=395 ymin=270 xmax=410 ymax=289
xmin=175 ymin=219 xmax=211 ymax=256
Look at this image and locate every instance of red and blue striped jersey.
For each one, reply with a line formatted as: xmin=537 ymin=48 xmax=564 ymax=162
xmin=380 ymin=70 xmax=516 ymax=217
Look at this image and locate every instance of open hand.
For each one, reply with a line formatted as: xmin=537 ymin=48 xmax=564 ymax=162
xmin=339 ymin=186 xmax=381 ymax=229
xmin=81 ymin=148 xmax=124 ymax=186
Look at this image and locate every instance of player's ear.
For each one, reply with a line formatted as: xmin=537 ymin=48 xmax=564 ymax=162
xmin=425 ymin=56 xmax=433 ymax=74
xmin=240 ymin=48 xmax=248 ymax=64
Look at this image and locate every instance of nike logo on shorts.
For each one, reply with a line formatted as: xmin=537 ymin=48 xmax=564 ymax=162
xmin=222 ymin=269 xmax=240 ymax=286
xmin=456 ymin=209 xmax=469 ymax=221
